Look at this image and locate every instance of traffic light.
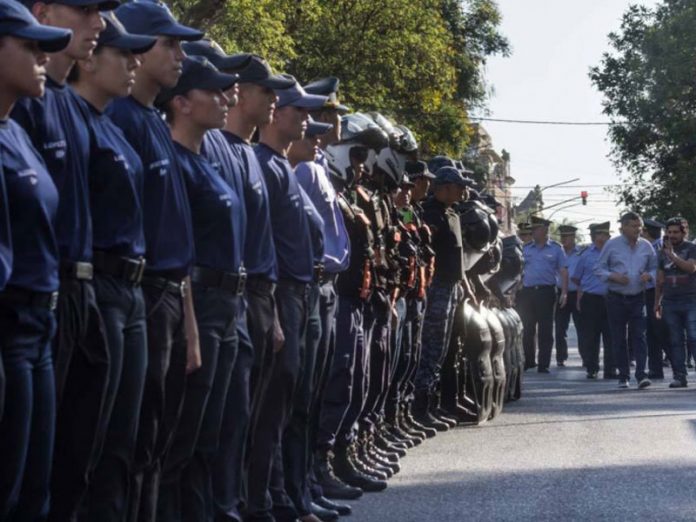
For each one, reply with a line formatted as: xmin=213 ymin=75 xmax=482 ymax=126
xmin=580 ymin=191 xmax=588 ymax=205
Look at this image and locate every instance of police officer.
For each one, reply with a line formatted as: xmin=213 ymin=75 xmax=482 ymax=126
xmin=555 ymin=224 xmax=581 ymax=367
xmin=68 ymin=15 xmax=155 ymax=520
xmin=642 ymin=218 xmax=668 ymax=378
xmin=412 ymin=166 xmax=469 ymax=427
xmin=251 ymin=76 xmax=327 ymax=522
xmin=518 ymin=216 xmax=568 ymax=373
xmin=109 ymin=2 xmax=204 ymax=519
xmin=517 ymin=222 xmax=532 ymax=244
xmin=12 ymin=0 xmax=119 ymax=517
xmin=0 ymin=4 xmax=70 ymax=518
xmin=155 ymin=56 xmax=246 ymax=522
xmin=572 ymin=222 xmax=614 ymax=379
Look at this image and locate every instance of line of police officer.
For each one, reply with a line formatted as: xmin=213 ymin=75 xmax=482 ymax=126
xmin=0 ymin=1 xmax=526 ymax=521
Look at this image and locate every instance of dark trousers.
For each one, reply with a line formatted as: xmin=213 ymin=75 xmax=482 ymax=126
xmin=606 ymin=292 xmax=648 ymax=382
xmin=360 ymin=296 xmax=390 ymax=432
xmin=414 ymin=279 xmax=457 ymax=391
xmin=384 ymin=297 xmax=408 ymax=420
xmin=662 ymin=296 xmax=696 ymax=381
xmin=212 ymin=305 xmax=254 ymax=522
xmin=317 ymin=295 xmax=363 ymax=451
xmin=86 ymin=275 xmax=147 ymax=522
xmin=0 ymin=348 xmax=4 ymax=422
xmin=518 ymin=285 xmax=556 ymax=370
xmin=578 ymin=293 xmax=613 ymax=374
xmin=247 ymin=280 xmax=307 ymax=521
xmin=0 ymin=301 xmax=56 ymax=521
xmin=49 ymin=279 xmax=110 ymax=522
xmin=555 ymin=290 xmax=579 ymax=363
xmin=128 ymin=282 xmax=187 ymax=522
xmin=400 ymin=298 xmax=425 ymax=403
xmin=645 ymin=287 xmax=669 ymax=377
xmin=158 ymin=286 xmax=240 ymax=522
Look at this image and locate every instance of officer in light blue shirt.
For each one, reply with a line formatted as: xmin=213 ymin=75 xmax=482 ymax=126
xmin=554 ymin=225 xmax=581 ymax=367
xmin=572 ymin=222 xmax=615 ymax=379
xmin=518 ymin=216 xmax=568 ymax=373
xmin=595 ymin=211 xmax=657 ymax=388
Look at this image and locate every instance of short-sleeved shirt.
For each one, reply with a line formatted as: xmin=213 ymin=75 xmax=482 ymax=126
xmin=295 ymin=153 xmax=349 ymax=273
xmin=80 ymin=98 xmax=145 ymax=258
xmin=559 ymin=245 xmax=581 ymax=292
xmin=0 ymin=119 xmax=59 ymax=292
xmin=0 ymin=162 xmax=11 ymax=290
xmin=255 ymin=143 xmax=313 ymax=283
xmin=12 ymin=78 xmax=92 ymax=263
xmin=222 ymin=132 xmax=277 ymax=281
xmin=299 ymin=184 xmax=325 ymax=264
xmin=658 ymin=240 xmax=696 ymax=300
xmin=522 ymin=240 xmax=566 ymax=287
xmin=176 ymin=143 xmax=244 ymax=272
xmin=572 ymin=244 xmax=607 ymax=295
xmin=106 ymin=96 xmax=194 ymax=278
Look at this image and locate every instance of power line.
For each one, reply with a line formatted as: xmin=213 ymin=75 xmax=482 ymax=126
xmin=470 ymin=117 xmax=626 ymax=126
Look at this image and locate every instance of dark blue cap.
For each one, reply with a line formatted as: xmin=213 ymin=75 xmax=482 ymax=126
xmin=115 ymin=0 xmax=203 ymax=41
xmin=156 ymin=55 xmax=238 ymax=106
xmin=433 ymin=166 xmax=473 ymax=188
xmin=21 ymin=0 xmax=120 ymax=10
xmin=303 ymin=76 xmax=350 ymax=113
xmin=0 ymin=0 xmax=72 ymax=52
xmin=275 ymin=74 xmax=327 ymax=109
xmin=643 ymin=218 xmax=664 ymax=229
xmin=236 ymin=55 xmax=295 ymax=89
xmin=98 ymin=11 xmax=156 ymax=53
xmin=182 ymin=39 xmax=251 ymax=72
xmin=428 ymin=155 xmax=456 ymax=173
xmin=305 ymin=116 xmax=333 ymax=138
xmin=405 ymin=160 xmax=434 ymax=179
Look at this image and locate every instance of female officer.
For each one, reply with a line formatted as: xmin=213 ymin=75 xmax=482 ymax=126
xmin=68 ymin=13 xmax=155 ymax=520
xmin=155 ymin=56 xmax=245 ymax=522
xmin=0 ymin=1 xmax=70 ymax=518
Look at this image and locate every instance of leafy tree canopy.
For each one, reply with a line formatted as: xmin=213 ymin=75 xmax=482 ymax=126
xmin=590 ymin=0 xmax=696 ymax=224
xmin=171 ymin=0 xmax=509 ymax=158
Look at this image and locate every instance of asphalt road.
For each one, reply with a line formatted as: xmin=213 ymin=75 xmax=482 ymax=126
xmin=350 ymin=336 xmax=696 ymax=521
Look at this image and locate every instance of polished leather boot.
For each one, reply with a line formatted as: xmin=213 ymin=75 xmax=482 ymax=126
xmin=403 ymin=401 xmax=437 ymax=438
xmin=413 ymin=389 xmax=449 ymax=431
xmin=313 ymin=450 xmax=363 ymax=500
xmin=348 ymin=441 xmax=389 ymax=480
xmin=310 ymin=501 xmax=339 ymax=521
xmin=431 ymin=389 xmax=458 ymax=427
xmin=333 ymin=445 xmax=388 ymax=492
xmin=313 ymin=496 xmax=352 ymax=516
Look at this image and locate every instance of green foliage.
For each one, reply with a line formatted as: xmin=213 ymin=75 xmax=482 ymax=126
xmin=170 ymin=0 xmax=508 ymax=158
xmin=590 ymin=0 xmax=696 ymax=224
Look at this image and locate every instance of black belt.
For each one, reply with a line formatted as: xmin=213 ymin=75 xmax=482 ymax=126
xmin=141 ymin=274 xmax=186 ymax=297
xmin=0 ymin=286 xmax=59 ymax=311
xmin=59 ymin=260 xmax=93 ymax=281
xmin=191 ymin=265 xmax=246 ymax=296
xmin=93 ymin=251 xmax=146 ymax=285
xmin=245 ymin=275 xmax=275 ymax=293
xmin=278 ymin=278 xmax=309 ymax=295
xmin=523 ymin=284 xmax=555 ymax=291
xmin=313 ymin=263 xmax=325 ymax=284
xmin=608 ymin=290 xmax=643 ymax=298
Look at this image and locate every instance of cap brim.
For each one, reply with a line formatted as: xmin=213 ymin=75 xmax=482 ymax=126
xmin=253 ymin=75 xmax=296 ymax=89
xmin=103 ymin=33 xmax=157 ymax=54
xmin=216 ymin=53 xmax=253 ymax=72
xmin=159 ymin=23 xmax=204 ymax=41
xmin=305 ymin=122 xmax=333 ymax=137
xmin=57 ymin=0 xmax=120 ymax=10
xmin=284 ymin=93 xmax=328 ymax=109
xmin=14 ymin=24 xmax=72 ymax=53
xmin=200 ymin=71 xmax=240 ymax=92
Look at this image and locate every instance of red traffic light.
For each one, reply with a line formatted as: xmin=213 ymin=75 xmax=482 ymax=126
xmin=580 ymin=191 xmax=588 ymax=205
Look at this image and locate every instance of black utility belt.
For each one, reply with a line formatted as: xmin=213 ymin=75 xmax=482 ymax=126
xmin=191 ymin=265 xmax=246 ymax=296
xmin=59 ymin=260 xmax=93 ymax=281
xmin=245 ymin=275 xmax=275 ymax=294
xmin=0 ymin=286 xmax=59 ymax=311
xmin=278 ymin=277 xmax=309 ymax=295
xmin=141 ymin=274 xmax=187 ymax=297
xmin=93 ymin=251 xmax=146 ymax=285
xmin=608 ymin=290 xmax=643 ymax=298
xmin=523 ymin=284 xmax=555 ymax=291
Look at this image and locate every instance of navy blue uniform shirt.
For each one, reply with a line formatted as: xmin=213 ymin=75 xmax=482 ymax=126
xmin=106 ymin=96 xmax=194 ymax=278
xmin=255 ymin=143 xmax=313 ymax=283
xmin=80 ymin=98 xmax=145 ymax=258
xmin=0 ymin=164 xmax=10 ymax=289
xmin=223 ymin=132 xmax=277 ymax=281
xmin=176 ymin=143 xmax=244 ymax=272
xmin=0 ymin=119 xmax=59 ymax=292
xmin=12 ymin=78 xmax=92 ymax=263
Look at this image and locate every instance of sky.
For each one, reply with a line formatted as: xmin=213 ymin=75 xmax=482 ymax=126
xmin=481 ymin=0 xmax=660 ymax=237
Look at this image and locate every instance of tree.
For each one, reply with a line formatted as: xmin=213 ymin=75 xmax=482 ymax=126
xmin=170 ymin=0 xmax=508 ymax=157
xmin=590 ymin=0 xmax=696 ymax=224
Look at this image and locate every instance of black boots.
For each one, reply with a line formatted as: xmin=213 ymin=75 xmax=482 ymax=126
xmin=313 ymin=450 xmax=363 ymax=500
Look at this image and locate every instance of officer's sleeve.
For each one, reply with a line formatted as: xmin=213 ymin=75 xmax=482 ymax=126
xmin=572 ymin=254 xmax=584 ymax=284
xmin=594 ymin=242 xmax=612 ymax=281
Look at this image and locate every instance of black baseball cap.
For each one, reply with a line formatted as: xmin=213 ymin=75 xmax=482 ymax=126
xmin=235 ymin=55 xmax=295 ymax=89
xmin=156 ymin=55 xmax=238 ymax=106
xmin=182 ymin=39 xmax=252 ymax=72
xmin=21 ymin=0 xmax=120 ymax=11
xmin=115 ymin=0 xmax=203 ymax=41
xmin=98 ymin=11 xmax=156 ymax=53
xmin=0 ymin=0 xmax=72 ymax=52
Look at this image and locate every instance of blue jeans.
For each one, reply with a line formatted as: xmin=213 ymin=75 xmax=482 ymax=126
xmin=661 ymin=296 xmax=696 ymax=381
xmin=0 ymin=301 xmax=56 ymax=521
xmin=606 ymin=292 xmax=648 ymax=381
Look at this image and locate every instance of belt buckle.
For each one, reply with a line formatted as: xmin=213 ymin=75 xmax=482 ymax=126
xmin=76 ymin=262 xmax=93 ymax=280
xmin=49 ymin=291 xmax=59 ymax=311
xmin=133 ymin=258 xmax=146 ymax=284
xmin=237 ymin=269 xmax=247 ymax=296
